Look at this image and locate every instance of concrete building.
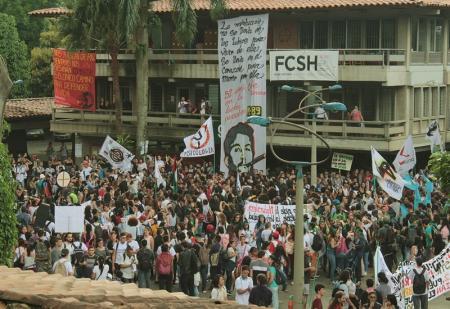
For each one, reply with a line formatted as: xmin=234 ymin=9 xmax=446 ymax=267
xmin=39 ymin=0 xmax=450 ymax=160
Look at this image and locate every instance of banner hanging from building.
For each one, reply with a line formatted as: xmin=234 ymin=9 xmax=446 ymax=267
xmin=53 ymin=49 xmax=96 ymax=111
xmin=99 ymin=136 xmax=134 ymax=170
xmin=218 ymin=14 xmax=268 ymax=176
xmin=244 ymin=201 xmax=296 ymax=231
xmin=371 ymin=146 xmax=405 ymax=200
xmin=393 ymin=135 xmax=416 ymax=176
xmin=375 ymin=244 xmax=450 ymax=308
xmin=181 ymin=116 xmax=215 ymax=157
xmin=269 ymin=50 xmax=339 ymax=81
xmin=331 ymin=152 xmax=354 ymax=171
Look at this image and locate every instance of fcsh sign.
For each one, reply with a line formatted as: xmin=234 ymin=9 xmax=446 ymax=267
xmin=269 ymin=50 xmax=339 ymax=81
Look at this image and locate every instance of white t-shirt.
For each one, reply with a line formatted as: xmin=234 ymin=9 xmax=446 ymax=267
xmin=114 ymin=242 xmax=128 ymax=264
xmin=408 ymin=266 xmax=431 ymax=295
xmin=93 ymin=264 xmax=110 ymax=280
xmin=235 ymin=276 xmax=253 ymax=305
xmin=52 ymin=258 xmax=73 ymax=275
xmin=81 ymin=166 xmax=92 ymax=181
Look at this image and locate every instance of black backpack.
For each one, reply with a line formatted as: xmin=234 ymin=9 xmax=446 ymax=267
xmin=71 ymin=242 xmax=84 ymax=265
xmin=413 ymin=269 xmax=426 ymax=294
xmin=137 ymin=248 xmax=154 ymax=271
xmin=311 ymin=234 xmax=323 ymax=251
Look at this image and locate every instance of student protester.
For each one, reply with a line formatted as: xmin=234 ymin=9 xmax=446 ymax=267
xmin=249 ymin=274 xmax=272 ymax=307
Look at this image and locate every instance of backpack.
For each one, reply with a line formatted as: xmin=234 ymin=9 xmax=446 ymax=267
xmin=413 ymin=269 xmax=426 ymax=294
xmin=311 ymin=234 xmax=323 ymax=252
xmin=210 ymin=251 xmax=220 ymax=266
xmin=137 ymin=249 xmax=153 ymax=271
xmin=199 ymin=247 xmax=210 ymax=266
xmin=71 ymin=242 xmax=84 ymax=265
xmin=54 ymin=260 xmax=68 ymax=276
xmin=35 ymin=241 xmax=49 ymax=261
xmin=157 ymin=254 xmax=172 ymax=275
xmin=94 ymin=224 xmax=103 ymax=242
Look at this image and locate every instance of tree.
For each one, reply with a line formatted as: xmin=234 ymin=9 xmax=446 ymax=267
xmin=428 ymin=151 xmax=450 ymax=196
xmin=0 ymin=13 xmax=31 ymax=98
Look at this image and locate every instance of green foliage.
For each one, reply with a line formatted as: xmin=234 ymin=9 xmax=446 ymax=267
xmin=116 ymin=134 xmax=135 ymax=151
xmin=0 ymin=13 xmax=31 ymax=98
xmin=31 ymin=48 xmax=53 ymax=97
xmin=428 ymin=151 xmax=450 ymax=195
xmin=209 ymin=0 xmax=228 ymax=20
xmin=0 ymin=143 xmax=18 ymax=266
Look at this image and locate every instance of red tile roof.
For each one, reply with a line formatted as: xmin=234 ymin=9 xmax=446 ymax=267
xmin=28 ymin=7 xmax=72 ymax=17
xmin=5 ymin=97 xmax=53 ymax=120
xmin=152 ymin=0 xmax=450 ymax=12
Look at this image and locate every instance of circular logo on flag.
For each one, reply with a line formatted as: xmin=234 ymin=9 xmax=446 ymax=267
xmin=189 ymin=123 xmax=211 ymax=149
xmin=56 ymin=171 xmax=71 ymax=188
xmin=109 ymin=148 xmax=124 ymax=162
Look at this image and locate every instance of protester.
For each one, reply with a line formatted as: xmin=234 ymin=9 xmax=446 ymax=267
xmin=312 ymin=284 xmax=325 ymax=309
xmin=235 ymin=265 xmax=253 ymax=305
xmin=211 ymin=274 xmax=227 ymax=302
xmin=249 ymin=273 xmax=272 ymax=307
xmin=409 ymin=257 xmax=430 ymax=309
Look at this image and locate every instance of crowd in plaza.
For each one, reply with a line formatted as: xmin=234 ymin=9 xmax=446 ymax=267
xmin=11 ymin=149 xmax=449 ymax=309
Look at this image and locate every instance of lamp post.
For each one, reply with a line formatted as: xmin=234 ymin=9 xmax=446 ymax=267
xmin=280 ymin=85 xmax=342 ymax=186
xmin=248 ymin=101 xmax=346 ymax=309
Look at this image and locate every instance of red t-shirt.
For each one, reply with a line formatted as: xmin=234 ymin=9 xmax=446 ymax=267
xmin=311 ymin=298 xmax=323 ymax=309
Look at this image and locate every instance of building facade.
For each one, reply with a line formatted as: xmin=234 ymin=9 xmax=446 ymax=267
xmin=49 ymin=0 xmax=450 ymax=157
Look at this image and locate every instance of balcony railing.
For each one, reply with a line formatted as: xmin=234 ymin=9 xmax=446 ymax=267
xmin=95 ymin=48 xmax=406 ymax=66
xmin=52 ymin=108 xmax=409 ymax=141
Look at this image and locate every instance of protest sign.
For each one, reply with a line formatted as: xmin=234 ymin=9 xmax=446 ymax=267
xmin=55 ymin=206 xmax=84 ymax=233
xmin=269 ymin=50 xmax=339 ymax=81
xmin=331 ymin=152 xmax=353 ymax=171
xmin=53 ymin=49 xmax=96 ymax=111
xmin=218 ymin=14 xmax=268 ymax=176
xmin=181 ymin=116 xmax=215 ymax=157
xmin=244 ymin=201 xmax=296 ymax=231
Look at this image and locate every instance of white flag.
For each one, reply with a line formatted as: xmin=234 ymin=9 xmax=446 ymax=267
xmin=236 ymin=172 xmax=241 ymax=192
xmin=425 ymin=120 xmax=444 ymax=152
xmin=154 ymin=156 xmax=166 ymax=188
xmin=99 ymin=136 xmax=134 ymax=170
xmin=371 ymin=146 xmax=405 ymax=200
xmin=181 ymin=116 xmax=215 ymax=158
xmin=393 ymin=135 xmax=416 ymax=175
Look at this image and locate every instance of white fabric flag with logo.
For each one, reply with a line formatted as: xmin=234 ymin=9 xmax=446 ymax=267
xmin=181 ymin=116 xmax=215 ymax=158
xmin=425 ymin=120 xmax=444 ymax=152
xmin=99 ymin=136 xmax=134 ymax=170
xmin=393 ymin=135 xmax=416 ymax=176
xmin=371 ymin=146 xmax=405 ymax=200
xmin=154 ymin=156 xmax=166 ymax=188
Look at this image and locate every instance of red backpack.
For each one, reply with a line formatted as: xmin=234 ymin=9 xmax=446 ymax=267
xmin=157 ymin=253 xmax=172 ymax=275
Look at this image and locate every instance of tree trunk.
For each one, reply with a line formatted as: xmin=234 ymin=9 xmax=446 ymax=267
xmin=135 ymin=20 xmax=149 ymax=155
xmin=110 ymin=48 xmax=122 ymax=134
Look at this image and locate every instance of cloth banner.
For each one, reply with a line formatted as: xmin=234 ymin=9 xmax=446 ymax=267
xmin=181 ymin=116 xmax=215 ymax=157
xmin=371 ymin=146 xmax=405 ymax=200
xmin=375 ymin=244 xmax=450 ymax=308
xmin=331 ymin=152 xmax=353 ymax=171
xmin=53 ymin=49 xmax=96 ymax=111
xmin=244 ymin=201 xmax=296 ymax=231
xmin=218 ymin=14 xmax=268 ymax=176
xmin=99 ymin=136 xmax=134 ymax=170
xmin=55 ymin=206 xmax=85 ymax=233
xmin=393 ymin=135 xmax=416 ymax=176
xmin=269 ymin=50 xmax=339 ymax=81
xmin=425 ymin=120 xmax=444 ymax=152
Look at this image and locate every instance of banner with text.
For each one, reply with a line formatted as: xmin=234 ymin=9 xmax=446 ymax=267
xmin=269 ymin=50 xmax=339 ymax=81
xmin=181 ymin=116 xmax=215 ymax=157
xmin=331 ymin=152 xmax=354 ymax=171
xmin=53 ymin=49 xmax=96 ymax=111
xmin=244 ymin=201 xmax=296 ymax=231
xmin=218 ymin=14 xmax=268 ymax=176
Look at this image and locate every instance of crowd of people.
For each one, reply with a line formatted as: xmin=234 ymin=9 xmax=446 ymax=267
xmin=11 ymin=150 xmax=449 ymax=308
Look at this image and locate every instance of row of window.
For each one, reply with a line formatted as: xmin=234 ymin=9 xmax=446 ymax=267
xmin=413 ymin=87 xmax=446 ymax=118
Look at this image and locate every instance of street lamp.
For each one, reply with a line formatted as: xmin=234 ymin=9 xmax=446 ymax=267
xmin=248 ymin=101 xmax=347 ymax=309
xmin=281 ymin=85 xmax=342 ymax=186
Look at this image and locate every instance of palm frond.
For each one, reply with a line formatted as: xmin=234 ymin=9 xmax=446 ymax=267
xmin=209 ymin=0 xmax=228 ymax=20
xmin=171 ymin=0 xmax=197 ymax=46
xmin=119 ymin=0 xmax=142 ymax=42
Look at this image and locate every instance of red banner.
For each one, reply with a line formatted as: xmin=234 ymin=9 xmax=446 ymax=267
xmin=53 ymin=49 xmax=96 ymax=111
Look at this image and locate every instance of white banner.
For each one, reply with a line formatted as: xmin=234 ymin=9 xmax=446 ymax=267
xmin=55 ymin=206 xmax=84 ymax=233
xmin=218 ymin=14 xmax=268 ymax=176
xmin=99 ymin=135 xmax=134 ymax=170
xmin=375 ymin=244 xmax=450 ymax=308
xmin=393 ymin=135 xmax=416 ymax=176
xmin=244 ymin=201 xmax=296 ymax=231
xmin=181 ymin=116 xmax=215 ymax=157
xmin=331 ymin=152 xmax=353 ymax=171
xmin=371 ymin=146 xmax=405 ymax=200
xmin=269 ymin=50 xmax=339 ymax=81
xmin=426 ymin=120 xmax=444 ymax=152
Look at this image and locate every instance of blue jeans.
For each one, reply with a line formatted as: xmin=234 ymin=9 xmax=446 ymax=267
xmin=412 ymin=294 xmax=428 ymax=309
xmin=363 ymin=251 xmax=369 ymax=273
xmin=137 ymin=269 xmax=151 ymax=288
xmin=270 ymin=286 xmax=279 ymax=309
xmin=326 ymin=249 xmax=336 ymax=282
xmin=200 ymin=264 xmax=208 ymax=291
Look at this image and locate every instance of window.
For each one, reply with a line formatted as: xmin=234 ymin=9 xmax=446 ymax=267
xmin=413 ymin=88 xmax=421 ymax=117
xmin=423 ymin=87 xmax=430 ymax=117
xmin=366 ymin=20 xmax=380 ymax=48
xmin=439 ymin=87 xmax=446 ymax=116
xmin=332 ymin=21 xmax=346 ymax=49
xmin=299 ymin=21 xmax=314 ymax=49
xmin=314 ymin=21 xmax=328 ymax=48
xmin=380 ymin=88 xmax=395 ymax=121
xmin=381 ymin=19 xmax=396 ymax=48
xmin=151 ymin=84 xmax=163 ymax=112
xmin=347 ymin=21 xmax=362 ymax=48
xmin=432 ymin=87 xmax=439 ymax=116
xmin=418 ymin=18 xmax=427 ymax=51
xmin=430 ymin=18 xmax=443 ymax=52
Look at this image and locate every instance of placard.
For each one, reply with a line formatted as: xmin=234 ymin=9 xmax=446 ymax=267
xmin=55 ymin=206 xmax=84 ymax=233
xmin=218 ymin=14 xmax=268 ymax=176
xmin=244 ymin=201 xmax=298 ymax=231
xmin=331 ymin=152 xmax=354 ymax=171
xmin=269 ymin=50 xmax=339 ymax=81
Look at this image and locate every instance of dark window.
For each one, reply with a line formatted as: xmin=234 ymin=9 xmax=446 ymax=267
xmin=315 ymin=21 xmax=328 ymax=48
xmin=299 ymin=21 xmax=314 ymax=49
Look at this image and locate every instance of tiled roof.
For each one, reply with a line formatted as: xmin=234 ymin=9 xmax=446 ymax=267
xmin=152 ymin=0 xmax=450 ymax=12
xmin=4 ymin=97 xmax=53 ymax=120
xmin=28 ymin=7 xmax=72 ymax=17
xmin=0 ymin=266 xmax=248 ymax=308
